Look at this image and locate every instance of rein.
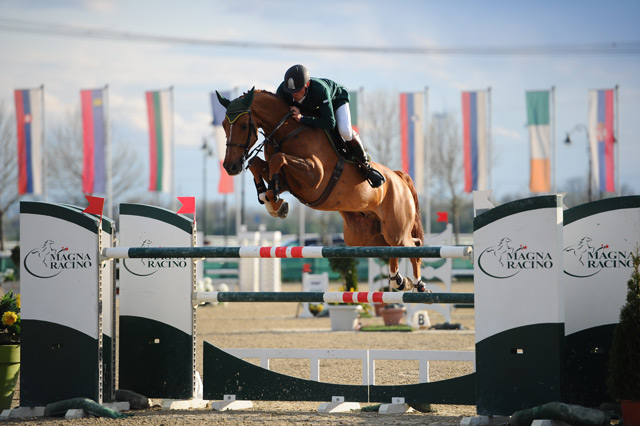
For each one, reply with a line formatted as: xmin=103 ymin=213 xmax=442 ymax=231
xmin=227 ymin=104 xmax=345 ymax=208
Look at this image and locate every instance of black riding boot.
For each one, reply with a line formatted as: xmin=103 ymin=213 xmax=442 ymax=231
xmin=346 ymin=133 xmax=385 ymax=188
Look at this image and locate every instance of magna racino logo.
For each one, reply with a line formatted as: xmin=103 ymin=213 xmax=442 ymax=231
xmin=477 ymin=237 xmax=554 ymax=279
xmin=24 ymin=239 xmax=94 ymax=279
xmin=123 ymin=239 xmax=188 ymax=277
xmin=564 ymin=236 xmax=633 ymax=278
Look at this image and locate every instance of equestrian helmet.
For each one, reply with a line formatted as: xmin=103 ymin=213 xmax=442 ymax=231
xmin=283 ymin=64 xmax=310 ymax=93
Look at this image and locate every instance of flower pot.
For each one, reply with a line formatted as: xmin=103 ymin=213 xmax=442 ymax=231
xmin=622 ymin=400 xmax=640 ymax=425
xmin=374 ymin=303 xmax=387 ymax=317
xmin=381 ymin=307 xmax=406 ymax=326
xmin=328 ymin=305 xmax=360 ymax=331
xmin=0 ymin=344 xmax=20 ymax=410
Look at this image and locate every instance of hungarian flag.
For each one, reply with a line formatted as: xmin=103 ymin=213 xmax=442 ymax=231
xmin=81 ymin=88 xmax=106 ymax=194
xmin=526 ymin=91 xmax=551 ymax=193
xmin=588 ymin=89 xmax=615 ymax=193
xmin=146 ymin=89 xmax=173 ymax=193
xmin=14 ymin=88 xmax=43 ymax=195
xmin=462 ymin=91 xmax=488 ymax=193
xmin=210 ymin=90 xmax=234 ymax=194
xmin=399 ymin=92 xmax=424 ymax=193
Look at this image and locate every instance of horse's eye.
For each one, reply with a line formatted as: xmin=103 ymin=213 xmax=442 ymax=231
xmin=241 ymin=123 xmax=248 ymax=130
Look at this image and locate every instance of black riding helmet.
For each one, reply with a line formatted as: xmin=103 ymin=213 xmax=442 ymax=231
xmin=282 ymin=64 xmax=310 ymax=93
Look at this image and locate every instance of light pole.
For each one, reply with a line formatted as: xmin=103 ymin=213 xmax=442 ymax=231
xmin=201 ymin=137 xmax=214 ymax=239
xmin=564 ymin=124 xmax=592 ymax=201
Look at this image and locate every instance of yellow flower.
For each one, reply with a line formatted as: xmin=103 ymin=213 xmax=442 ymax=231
xmin=2 ymin=311 xmax=17 ymax=326
xmin=16 ymin=294 xmax=20 ymax=309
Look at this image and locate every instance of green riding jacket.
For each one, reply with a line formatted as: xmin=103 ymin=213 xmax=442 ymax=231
xmin=276 ymin=77 xmax=350 ymax=131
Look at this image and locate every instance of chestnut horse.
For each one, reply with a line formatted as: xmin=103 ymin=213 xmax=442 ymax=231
xmin=216 ymin=88 xmax=425 ymax=292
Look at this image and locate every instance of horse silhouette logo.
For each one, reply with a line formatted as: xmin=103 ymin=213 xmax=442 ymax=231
xmin=485 ymin=237 xmax=514 ymax=267
xmin=24 ymin=239 xmax=67 ymax=278
xmin=123 ymin=239 xmax=158 ymax=277
xmin=564 ymin=236 xmax=594 ymax=266
xmin=477 ymin=236 xmax=522 ymax=279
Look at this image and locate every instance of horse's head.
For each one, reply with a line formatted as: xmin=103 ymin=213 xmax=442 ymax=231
xmin=216 ymin=87 xmax=258 ymax=176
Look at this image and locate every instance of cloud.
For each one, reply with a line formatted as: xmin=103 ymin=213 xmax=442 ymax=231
xmin=493 ymin=126 xmax=521 ymax=140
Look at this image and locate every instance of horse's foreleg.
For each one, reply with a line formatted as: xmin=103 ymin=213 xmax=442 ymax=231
xmin=266 ymin=153 xmax=323 ymax=201
xmin=248 ymin=158 xmax=288 ymax=219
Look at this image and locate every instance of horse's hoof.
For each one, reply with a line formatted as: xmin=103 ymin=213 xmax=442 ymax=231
xmin=277 ymin=202 xmax=289 ymax=219
xmin=394 ymin=277 xmax=414 ymax=292
xmin=415 ymin=281 xmax=426 ymax=293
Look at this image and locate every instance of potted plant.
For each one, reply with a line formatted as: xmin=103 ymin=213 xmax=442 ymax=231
xmin=0 ymin=290 xmax=20 ymax=410
xmin=607 ymin=248 xmax=640 ymax=424
xmin=381 ymin=303 xmax=406 ymax=326
xmin=327 ymin=256 xmax=362 ymax=331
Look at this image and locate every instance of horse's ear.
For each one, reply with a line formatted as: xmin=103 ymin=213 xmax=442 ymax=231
xmin=241 ymin=86 xmax=255 ymax=108
xmin=216 ymin=90 xmax=231 ymax=108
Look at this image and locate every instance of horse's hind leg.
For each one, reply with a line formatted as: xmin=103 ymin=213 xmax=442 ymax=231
xmin=388 ymin=257 xmax=426 ymax=292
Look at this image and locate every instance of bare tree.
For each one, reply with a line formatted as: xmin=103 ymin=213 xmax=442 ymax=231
xmin=430 ymin=112 xmax=467 ymax=243
xmin=48 ymin=108 xmax=144 ymax=206
xmin=0 ymin=102 xmax=20 ymax=250
xmin=360 ymin=89 xmax=400 ymax=170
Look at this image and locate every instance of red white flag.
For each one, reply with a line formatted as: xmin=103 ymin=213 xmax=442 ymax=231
xmin=588 ymin=89 xmax=616 ymax=193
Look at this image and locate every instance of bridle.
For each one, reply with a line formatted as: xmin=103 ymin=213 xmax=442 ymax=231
xmin=224 ymin=109 xmax=258 ymax=169
xmin=225 ymin=108 xmax=306 ymax=170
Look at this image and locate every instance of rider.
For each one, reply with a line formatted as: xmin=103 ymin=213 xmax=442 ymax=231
xmin=276 ymin=64 xmax=385 ymax=188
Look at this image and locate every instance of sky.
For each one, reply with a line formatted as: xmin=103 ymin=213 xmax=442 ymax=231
xmin=1 ymin=0 xmax=639 ymax=214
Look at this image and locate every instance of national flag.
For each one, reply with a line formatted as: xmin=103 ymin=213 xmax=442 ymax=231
xmin=218 ymin=163 xmax=234 ymax=194
xmin=14 ymin=88 xmax=43 ymax=195
xmin=399 ymin=92 xmax=424 ymax=193
xmin=146 ymin=89 xmax=173 ymax=192
xmin=349 ymin=90 xmax=359 ymax=133
xmin=81 ymin=88 xmax=106 ymax=194
xmin=526 ymin=91 xmax=551 ymax=193
xmin=461 ymin=91 xmax=488 ymax=192
xmin=588 ymin=89 xmax=615 ymax=193
xmin=211 ymin=90 xmax=234 ymax=194
xmin=177 ymin=196 xmax=196 ymax=214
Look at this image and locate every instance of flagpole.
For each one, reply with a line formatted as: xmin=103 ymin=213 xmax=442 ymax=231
xmin=487 ymin=86 xmax=492 ymax=191
xmin=424 ymin=86 xmax=431 ymax=236
xmin=169 ymin=86 xmax=177 ymax=211
xmin=551 ymin=86 xmax=556 ymax=194
xmin=615 ymin=84 xmax=620 ymax=196
xmin=104 ymin=84 xmax=113 ymax=218
xmin=40 ymin=84 xmax=47 ymax=201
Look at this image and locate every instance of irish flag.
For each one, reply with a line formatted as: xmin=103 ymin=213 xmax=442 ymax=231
xmin=146 ymin=90 xmax=173 ymax=193
xmin=14 ymin=88 xmax=43 ymax=195
xmin=526 ymin=91 xmax=551 ymax=193
xmin=399 ymin=92 xmax=424 ymax=193
xmin=462 ymin=91 xmax=488 ymax=193
xmin=588 ymin=89 xmax=615 ymax=193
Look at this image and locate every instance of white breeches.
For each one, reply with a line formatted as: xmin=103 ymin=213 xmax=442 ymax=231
xmin=335 ymin=103 xmax=353 ymax=141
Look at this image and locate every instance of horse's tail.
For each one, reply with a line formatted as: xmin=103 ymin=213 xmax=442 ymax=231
xmin=394 ymin=170 xmax=424 ymax=246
